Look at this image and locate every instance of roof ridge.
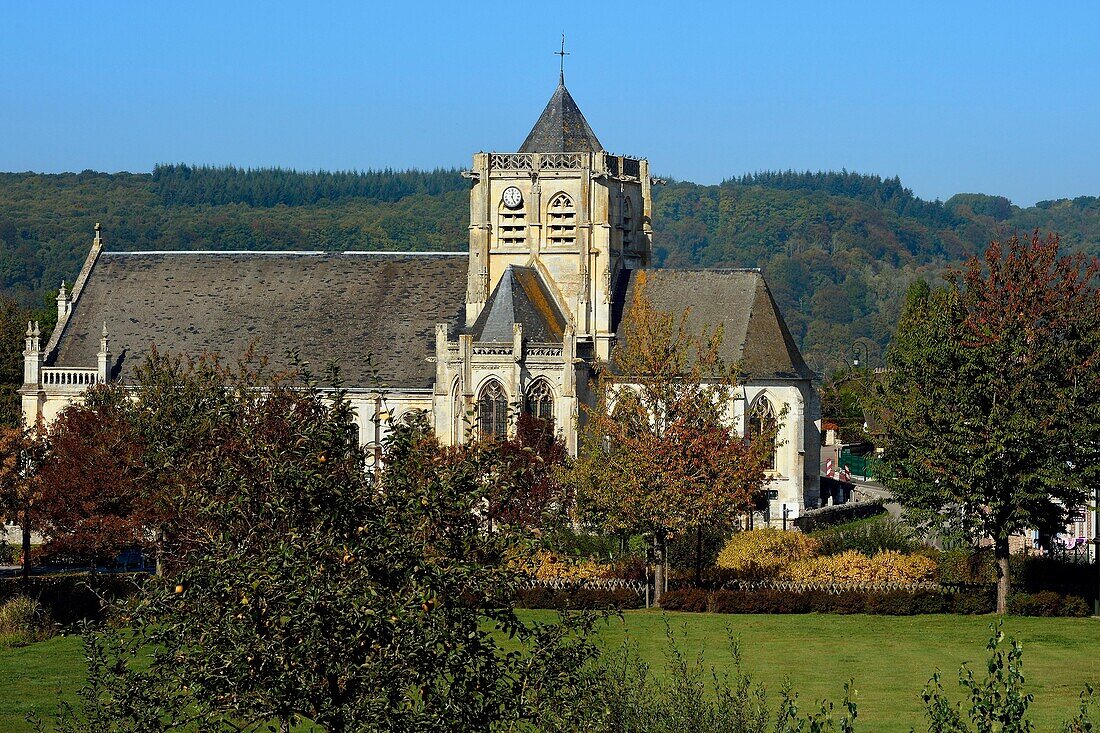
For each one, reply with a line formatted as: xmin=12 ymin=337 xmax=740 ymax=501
xmin=104 ymin=250 xmax=467 ymax=256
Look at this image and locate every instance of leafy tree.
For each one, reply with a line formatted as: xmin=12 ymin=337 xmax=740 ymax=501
xmin=876 ymin=233 xmax=1100 ymax=613
xmin=0 ymin=297 xmax=30 ymax=426
xmin=34 ymin=386 xmax=155 ymax=566
xmin=488 ymin=412 xmax=571 ymax=530
xmin=43 ymin=353 xmax=598 ymax=732
xmin=572 ymin=277 xmax=776 ymax=597
xmin=0 ymin=421 xmax=46 ymax=585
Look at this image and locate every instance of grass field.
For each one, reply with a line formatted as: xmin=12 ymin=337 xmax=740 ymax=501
xmin=2 ymin=613 xmax=1098 ymax=732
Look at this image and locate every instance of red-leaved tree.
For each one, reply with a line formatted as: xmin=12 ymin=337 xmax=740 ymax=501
xmin=36 ymin=386 xmax=156 ymax=566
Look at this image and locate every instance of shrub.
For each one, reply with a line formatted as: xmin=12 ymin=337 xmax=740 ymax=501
xmin=715 ymin=529 xmax=819 ymax=579
xmin=1007 ymin=591 xmax=1091 ymax=617
xmin=783 ymin=549 xmax=937 ymax=584
xmin=937 ymin=548 xmax=996 ymax=585
xmin=658 ymin=587 xmax=709 ymax=612
xmin=949 ymin=587 xmax=996 ymax=615
xmin=510 ymin=549 xmax=610 ymax=582
xmin=0 ymin=596 xmax=53 ymax=646
xmin=515 ymin=587 xmax=643 ymax=610
xmin=660 ymin=587 xmax=962 ymax=615
xmin=0 ymin=572 xmax=147 ymax=625
xmin=812 ymin=515 xmax=919 ymax=555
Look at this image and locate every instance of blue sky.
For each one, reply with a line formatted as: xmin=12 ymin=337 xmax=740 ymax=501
xmin=2 ymin=1 xmax=1098 ymax=206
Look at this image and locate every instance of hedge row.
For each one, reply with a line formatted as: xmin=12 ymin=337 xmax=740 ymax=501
xmin=0 ymin=572 xmax=147 ymax=625
xmin=658 ymin=587 xmax=998 ymax=615
xmin=659 ymin=586 xmax=1092 ymax=616
xmin=515 ymin=587 xmax=644 ymax=610
xmin=1007 ymin=591 xmax=1091 ymax=617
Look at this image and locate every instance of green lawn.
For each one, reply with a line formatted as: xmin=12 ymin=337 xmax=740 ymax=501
xmin=2 ymin=614 xmax=1098 ymax=732
xmin=0 ymin=634 xmax=84 ymax=729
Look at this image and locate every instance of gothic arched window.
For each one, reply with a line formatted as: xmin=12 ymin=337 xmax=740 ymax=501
xmin=748 ymin=397 xmax=778 ymax=472
xmin=547 ymin=193 xmax=576 ymax=246
xmin=524 ymin=379 xmax=554 ymax=423
xmin=477 ymin=380 xmax=509 ymax=441
xmin=498 ymin=197 xmax=526 ymax=247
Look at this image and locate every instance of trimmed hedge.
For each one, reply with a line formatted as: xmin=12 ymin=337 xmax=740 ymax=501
xmin=515 ymin=587 xmax=644 ymax=610
xmin=793 ymin=501 xmax=886 ymax=532
xmin=658 ymin=586 xmax=999 ymax=615
xmin=1007 ymin=591 xmax=1091 ymax=617
xmin=0 ymin=572 xmax=147 ymax=625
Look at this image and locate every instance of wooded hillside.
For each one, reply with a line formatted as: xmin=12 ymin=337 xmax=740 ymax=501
xmin=2 ymin=165 xmax=1098 ymax=372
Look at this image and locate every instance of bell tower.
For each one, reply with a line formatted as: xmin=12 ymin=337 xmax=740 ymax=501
xmin=463 ymin=75 xmax=652 ymax=361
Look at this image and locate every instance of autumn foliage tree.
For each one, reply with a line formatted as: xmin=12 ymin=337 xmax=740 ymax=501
xmin=42 ymin=353 xmax=599 ymax=733
xmin=488 ymin=412 xmax=570 ymax=530
xmin=572 ymin=278 xmax=777 ymax=597
xmin=0 ymin=422 xmax=46 ymax=584
xmin=35 ymin=386 xmax=155 ymax=566
xmin=877 ymin=233 xmax=1100 ymax=613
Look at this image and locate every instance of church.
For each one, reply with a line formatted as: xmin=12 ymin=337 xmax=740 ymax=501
xmin=20 ymin=76 xmax=822 ymax=524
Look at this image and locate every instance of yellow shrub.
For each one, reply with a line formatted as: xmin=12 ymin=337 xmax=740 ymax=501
xmin=716 ymin=529 xmax=819 ymax=579
xmin=507 ymin=549 xmax=608 ymax=582
xmin=783 ymin=549 xmax=936 ymax=584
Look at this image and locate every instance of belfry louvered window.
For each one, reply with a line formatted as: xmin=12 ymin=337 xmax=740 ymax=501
xmin=498 ymin=200 xmax=526 ymax=247
xmin=478 ymin=380 xmax=508 ymax=441
xmin=547 ymin=193 xmax=576 ymax=246
xmin=621 ymin=197 xmax=634 ymax=247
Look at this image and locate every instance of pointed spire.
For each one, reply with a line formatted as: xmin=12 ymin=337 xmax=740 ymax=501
xmin=98 ymin=321 xmax=111 ymax=383
xmin=57 ymin=280 xmax=71 ymax=323
xmin=518 ymin=80 xmax=603 ymax=154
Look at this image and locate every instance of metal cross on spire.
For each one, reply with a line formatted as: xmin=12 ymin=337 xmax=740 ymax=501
xmin=556 ymin=33 xmax=569 ymax=84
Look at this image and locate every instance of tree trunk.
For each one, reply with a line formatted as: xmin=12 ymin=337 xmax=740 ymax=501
xmin=694 ymin=526 xmax=703 ymax=587
xmin=994 ymin=535 xmax=1011 ymax=615
xmin=652 ymin=532 xmax=666 ymax=606
xmin=20 ymin=509 xmax=30 ymax=590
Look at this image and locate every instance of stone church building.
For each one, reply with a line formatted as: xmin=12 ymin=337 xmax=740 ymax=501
xmin=21 ymin=78 xmax=822 ymax=523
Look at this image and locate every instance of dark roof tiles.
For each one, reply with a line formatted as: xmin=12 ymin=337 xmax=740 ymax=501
xmin=612 ymin=269 xmax=814 ymax=381
xmin=467 ymin=266 xmax=568 ymax=343
xmin=51 ymin=251 xmax=468 ymax=388
xmin=518 ymin=82 xmax=604 ymax=154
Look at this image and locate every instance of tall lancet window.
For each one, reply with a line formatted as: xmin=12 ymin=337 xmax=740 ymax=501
xmin=524 ymin=379 xmax=555 ymax=424
xmin=748 ymin=397 xmax=779 ymax=472
xmin=478 ymin=380 xmax=509 ymax=441
xmin=498 ymin=198 xmax=526 ymax=247
xmin=621 ymin=196 xmax=634 ymax=247
xmin=547 ymin=193 xmax=576 ymax=246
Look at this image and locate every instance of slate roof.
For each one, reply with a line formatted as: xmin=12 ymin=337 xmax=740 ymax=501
xmin=611 ymin=269 xmax=815 ymax=381
xmin=518 ymin=81 xmax=604 ymax=153
xmin=50 ymin=251 xmax=468 ymax=388
xmin=467 ymin=265 xmax=568 ymax=343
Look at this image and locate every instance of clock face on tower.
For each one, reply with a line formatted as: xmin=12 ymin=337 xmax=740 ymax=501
xmin=501 ymin=186 xmax=523 ymax=210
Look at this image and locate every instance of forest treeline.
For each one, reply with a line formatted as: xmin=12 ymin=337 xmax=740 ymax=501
xmin=2 ymin=166 xmax=1099 ymax=374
